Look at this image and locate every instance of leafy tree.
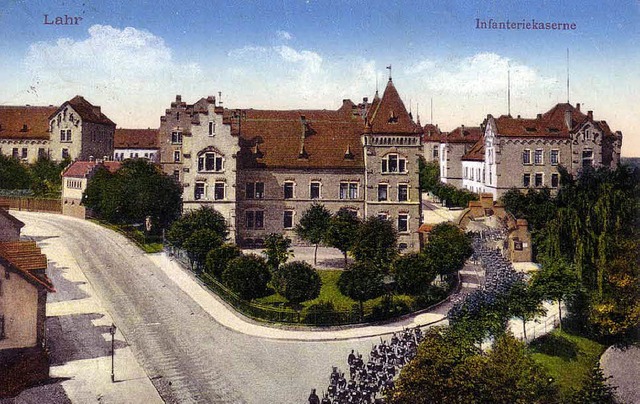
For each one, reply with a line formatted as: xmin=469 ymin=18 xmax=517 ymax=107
xmin=263 ymin=233 xmax=293 ymax=271
xmin=324 ymin=208 xmax=361 ymax=268
xmin=29 ymin=156 xmax=67 ymax=196
xmin=531 ymin=258 xmax=580 ymax=330
xmin=394 ymin=253 xmax=437 ymax=295
xmin=83 ymin=166 xmax=122 ymax=219
xmin=569 ymin=365 xmax=618 ymax=404
xmin=423 ymin=222 xmax=472 ymax=279
xmin=182 ymin=229 xmax=223 ymax=270
xmin=167 ymin=206 xmax=228 ymax=248
xmin=418 ymin=157 xmax=440 ymax=192
xmin=506 ymin=280 xmax=547 ymax=341
xmin=272 ymin=261 xmax=321 ymax=304
xmin=222 ymin=254 xmax=271 ymax=300
xmin=351 ymin=216 xmax=398 ymax=271
xmin=337 ymin=261 xmax=384 ymax=318
xmin=295 ymin=203 xmax=332 ymax=266
xmin=0 ymin=154 xmax=31 ymax=189
xmin=205 ymin=244 xmax=242 ymax=279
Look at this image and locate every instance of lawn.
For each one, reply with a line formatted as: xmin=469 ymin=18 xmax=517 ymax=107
xmin=89 ymin=219 xmax=164 ymax=253
xmin=529 ymin=329 xmax=606 ymax=400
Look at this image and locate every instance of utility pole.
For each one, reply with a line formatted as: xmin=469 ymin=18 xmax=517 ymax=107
xmin=110 ymin=323 xmax=116 ymax=383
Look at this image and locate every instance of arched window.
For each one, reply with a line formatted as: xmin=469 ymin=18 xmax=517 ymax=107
xmin=381 ymin=153 xmax=407 ymax=173
xmin=198 ymin=152 xmax=224 ymax=172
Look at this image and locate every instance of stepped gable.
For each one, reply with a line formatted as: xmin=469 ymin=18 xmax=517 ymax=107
xmin=0 ymin=241 xmax=54 ymax=292
xmin=444 ymin=125 xmax=483 ymax=144
xmin=114 ymin=128 xmax=158 ymax=149
xmin=462 ymin=137 xmax=485 ymax=161
xmin=0 ymin=105 xmax=57 ymax=140
xmin=50 ymin=95 xmax=115 ymax=126
xmin=365 ymin=79 xmax=422 ymax=135
xmin=227 ymin=104 xmax=365 ymax=170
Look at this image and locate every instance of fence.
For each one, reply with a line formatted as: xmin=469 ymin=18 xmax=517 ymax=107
xmin=0 ymin=196 xmax=61 ymax=213
xmin=512 ymin=302 xmax=561 ymax=343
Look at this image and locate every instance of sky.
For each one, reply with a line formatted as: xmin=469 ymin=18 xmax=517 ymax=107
xmin=1 ymin=0 xmax=639 ymax=156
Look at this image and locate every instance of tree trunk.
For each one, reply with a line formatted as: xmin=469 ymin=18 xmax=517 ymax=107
xmin=522 ymin=317 xmax=527 ymax=342
xmin=558 ymin=299 xmax=563 ymax=330
xmin=314 ymin=243 xmax=319 ymax=266
xmin=343 ymin=251 xmax=348 ymax=268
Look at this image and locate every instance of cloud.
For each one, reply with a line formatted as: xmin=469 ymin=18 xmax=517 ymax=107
xmin=21 ymin=24 xmax=209 ymax=127
xmin=276 ymin=30 xmax=293 ymax=41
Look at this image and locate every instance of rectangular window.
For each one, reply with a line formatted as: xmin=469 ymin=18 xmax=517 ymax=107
xmin=522 ymin=149 xmax=531 ymax=165
xmin=399 ymin=159 xmax=406 ymax=173
xmin=550 ymin=150 xmax=559 ymax=166
xmin=214 ymin=182 xmax=225 ymax=200
xmin=12 ymin=148 xmax=18 ymax=158
xmin=38 ymin=148 xmax=46 ymax=159
xmin=205 ymin=154 xmax=216 ymax=171
xmin=284 ymin=182 xmax=294 ymax=199
xmin=535 ymin=173 xmax=543 ymax=187
xmin=194 ymin=183 xmax=205 ymax=200
xmin=208 ymin=121 xmax=215 ymax=136
xmin=378 ymin=184 xmax=388 ymax=201
xmin=534 ymin=149 xmax=544 ymax=165
xmin=62 ymin=148 xmax=69 ymax=159
xmin=398 ymin=184 xmax=408 ymax=202
xmin=60 ymin=130 xmax=65 ymax=141
xmin=255 ymin=210 xmax=264 ymax=229
xmin=388 ymin=155 xmax=398 ymax=172
xmin=551 ymin=173 xmax=559 ymax=188
xmin=174 ymin=150 xmax=181 ymax=162
xmin=378 ymin=212 xmax=389 ymax=220
xmin=173 ymin=170 xmax=180 ymax=181
xmin=464 ymin=167 xmax=468 ymax=179
xmin=215 ymin=157 xmax=223 ymax=172
xmin=340 ymin=182 xmax=358 ymax=199
xmin=398 ymin=214 xmax=409 ymax=232
xmin=21 ymin=148 xmax=27 ymax=159
xmin=171 ymin=131 xmax=183 ymax=144
xmin=255 ymin=182 xmax=264 ymax=199
xmin=523 ymin=173 xmax=531 ymax=187
xmin=349 ymin=183 xmax=358 ymax=199
xmin=310 ymin=182 xmax=321 ymax=199
xmin=340 ymin=183 xmax=348 ymax=199
xmin=247 ymin=211 xmax=265 ymax=229
xmin=283 ymin=210 xmax=294 ymax=229
xmin=246 ymin=183 xmax=255 ymax=199
xmin=0 ymin=315 xmax=4 ymax=340
xmin=432 ymin=145 xmax=439 ymax=159
xmin=582 ymin=150 xmax=593 ymax=168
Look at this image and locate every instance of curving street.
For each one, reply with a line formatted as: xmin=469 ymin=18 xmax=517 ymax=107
xmin=9 ymin=211 xmax=479 ymax=404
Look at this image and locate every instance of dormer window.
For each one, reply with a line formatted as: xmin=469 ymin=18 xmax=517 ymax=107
xmin=197 ymin=152 xmax=224 ymax=172
xmin=381 ymin=153 xmax=407 ymax=173
xmin=388 ymin=111 xmax=398 ymax=123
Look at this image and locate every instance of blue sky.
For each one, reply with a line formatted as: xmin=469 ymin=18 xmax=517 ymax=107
xmin=1 ymin=0 xmax=639 ymax=155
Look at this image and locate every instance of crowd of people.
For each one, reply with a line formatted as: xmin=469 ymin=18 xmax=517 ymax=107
xmin=307 ymin=328 xmax=425 ymax=404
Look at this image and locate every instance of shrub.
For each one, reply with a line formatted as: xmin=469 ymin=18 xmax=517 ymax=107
xmin=205 ymin=243 xmax=242 ymax=279
xmin=182 ymin=228 xmax=223 ymax=269
xmin=222 ymin=254 xmax=271 ymax=300
xmin=368 ymin=298 xmax=412 ymax=322
xmin=394 ymin=253 xmax=437 ymax=295
xmin=303 ymin=301 xmax=339 ymax=325
xmin=273 ymin=261 xmax=321 ymax=304
xmin=166 ymin=206 xmax=228 ymax=248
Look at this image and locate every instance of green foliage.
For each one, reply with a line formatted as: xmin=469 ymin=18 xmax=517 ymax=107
xmin=83 ymin=159 xmax=182 ymax=230
xmin=303 ymin=301 xmax=338 ymax=325
xmin=418 ymin=157 xmax=440 ymax=192
xmin=272 ymin=261 xmax=321 ymax=304
xmin=506 ymin=281 xmax=547 ymax=341
xmin=568 ymin=365 xmax=618 ymax=404
xmin=351 ymin=216 xmax=398 ymax=271
xmin=166 ymin=206 xmax=229 ymax=248
xmin=222 ymin=254 xmax=271 ymax=300
xmin=205 ymin=244 xmax=242 ymax=279
xmin=263 ymin=233 xmax=293 ymax=270
xmin=337 ymin=261 xmax=384 ymax=317
xmin=29 ymin=157 xmax=67 ymax=197
xmin=295 ymin=203 xmax=332 ymax=265
xmin=0 ymin=154 xmax=31 ymax=189
xmin=423 ymin=222 xmax=472 ymax=278
xmin=324 ymin=208 xmax=361 ymax=268
xmin=394 ymin=253 xmax=436 ymax=295
xmin=531 ymin=259 xmax=580 ymax=329
xmin=183 ymin=229 xmax=223 ymax=269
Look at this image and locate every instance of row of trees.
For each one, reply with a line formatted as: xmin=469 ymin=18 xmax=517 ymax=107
xmin=0 ymin=154 xmax=70 ymax=197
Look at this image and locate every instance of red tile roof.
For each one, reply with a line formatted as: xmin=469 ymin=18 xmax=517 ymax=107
xmin=62 ymin=160 xmax=121 ymax=178
xmin=50 ymin=96 xmax=115 ymax=126
xmin=422 ymin=124 xmax=442 ymax=143
xmin=461 ymin=137 xmax=485 ymax=161
xmin=366 ymin=79 xmax=423 ymax=135
xmin=114 ymin=128 xmax=158 ymax=149
xmin=226 ymin=105 xmax=366 ymax=169
xmin=0 ymin=105 xmax=57 ymax=140
xmin=0 ymin=241 xmax=54 ymax=292
xmin=443 ymin=126 xmax=484 ymax=144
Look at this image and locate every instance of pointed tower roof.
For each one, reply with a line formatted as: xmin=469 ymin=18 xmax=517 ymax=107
xmin=366 ymin=79 xmax=422 ymax=134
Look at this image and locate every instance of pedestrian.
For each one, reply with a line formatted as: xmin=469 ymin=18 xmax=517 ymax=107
xmin=308 ymin=388 xmax=320 ymax=404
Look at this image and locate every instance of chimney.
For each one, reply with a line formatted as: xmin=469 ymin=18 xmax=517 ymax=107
xmin=576 ymin=103 xmax=581 ymax=111
xmin=517 ymin=115 xmax=521 ymax=119
xmin=461 ymin=124 xmax=465 ymax=136
xmin=564 ymin=109 xmax=572 ymax=129
xmin=587 ymin=110 xmax=593 ymax=120
xmin=536 ymin=113 xmax=542 ymax=119
xmin=176 ymin=95 xmax=182 ymax=103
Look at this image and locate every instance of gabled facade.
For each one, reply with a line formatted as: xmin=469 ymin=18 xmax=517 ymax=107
xmin=439 ymin=125 xmax=484 ymax=187
xmin=0 ymin=106 xmax=56 ymax=164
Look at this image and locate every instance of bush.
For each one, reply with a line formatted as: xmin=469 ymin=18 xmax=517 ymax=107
xmin=205 ymin=244 xmax=242 ymax=279
xmin=368 ymin=298 xmax=412 ymax=322
xmin=166 ymin=206 xmax=228 ymax=248
xmin=273 ymin=261 xmax=321 ymax=304
xmin=182 ymin=228 xmax=223 ymax=269
xmin=222 ymin=254 xmax=271 ymax=300
xmin=394 ymin=253 xmax=437 ymax=295
xmin=303 ymin=301 xmax=339 ymax=325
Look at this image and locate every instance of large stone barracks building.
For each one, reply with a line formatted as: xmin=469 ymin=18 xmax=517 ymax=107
xmin=158 ymin=79 xmax=423 ymax=250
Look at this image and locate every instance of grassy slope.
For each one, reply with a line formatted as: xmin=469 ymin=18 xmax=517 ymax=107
xmin=529 ymin=330 xmax=606 ymax=400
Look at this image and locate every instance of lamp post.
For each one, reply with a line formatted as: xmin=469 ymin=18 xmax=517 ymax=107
xmin=110 ymin=323 xmax=116 ymax=383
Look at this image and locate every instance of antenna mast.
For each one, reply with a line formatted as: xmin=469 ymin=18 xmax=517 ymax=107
xmin=507 ymin=62 xmax=511 ymax=117
xmin=566 ymin=48 xmax=570 ymax=103
xmin=430 ymin=97 xmax=433 ymax=124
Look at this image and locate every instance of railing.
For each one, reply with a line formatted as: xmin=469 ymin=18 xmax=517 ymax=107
xmin=0 ymin=196 xmax=61 ymax=213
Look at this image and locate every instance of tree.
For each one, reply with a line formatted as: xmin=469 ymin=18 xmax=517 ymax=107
xmin=182 ymin=229 xmax=223 ymax=270
xmin=351 ymin=216 xmax=398 ymax=271
xmin=263 ymin=233 xmax=293 ymax=271
xmin=29 ymin=156 xmax=67 ymax=196
xmin=569 ymin=365 xmax=618 ymax=404
xmin=167 ymin=206 xmax=229 ymax=248
xmin=394 ymin=253 xmax=437 ymax=295
xmin=505 ymin=281 xmax=547 ymax=341
xmin=324 ymin=208 xmax=361 ymax=268
xmin=222 ymin=254 xmax=271 ymax=300
xmin=418 ymin=157 xmax=440 ymax=192
xmin=337 ymin=261 xmax=384 ymax=318
xmin=531 ymin=259 xmax=580 ymax=330
xmin=272 ymin=261 xmax=321 ymax=304
xmin=0 ymin=154 xmax=31 ymax=190
xmin=423 ymin=222 xmax=472 ymax=280
xmin=205 ymin=244 xmax=242 ymax=279
xmin=295 ymin=203 xmax=332 ymax=266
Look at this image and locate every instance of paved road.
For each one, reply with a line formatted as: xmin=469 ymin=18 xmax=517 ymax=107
xmin=13 ymin=212 xmax=392 ymax=404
